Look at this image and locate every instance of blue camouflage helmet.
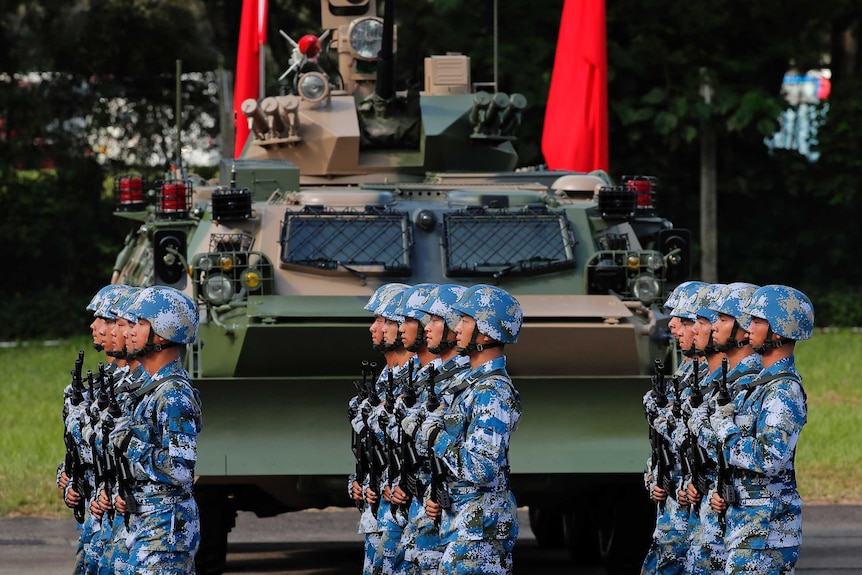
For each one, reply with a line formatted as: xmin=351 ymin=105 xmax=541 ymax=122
xmin=111 ymin=287 xmax=142 ymax=322
xmin=709 ymin=282 xmax=759 ymax=326
xmin=364 ymin=283 xmax=409 ymax=314
xmin=397 ymin=283 xmax=438 ymax=326
xmin=672 ymin=286 xmax=704 ymax=321
xmin=664 ymin=280 xmax=707 ymax=310
xmin=693 ymin=283 xmax=726 ymax=323
xmin=126 ymin=285 xmax=199 ymax=345
xmin=93 ymin=285 xmax=134 ymax=320
xmin=87 ymin=284 xmax=122 ymax=313
xmin=744 ymin=284 xmax=814 ymax=340
xmin=452 ymin=284 xmax=523 ymax=344
xmin=377 ymin=284 xmax=409 ymax=323
xmin=419 ymin=284 xmax=467 ymax=331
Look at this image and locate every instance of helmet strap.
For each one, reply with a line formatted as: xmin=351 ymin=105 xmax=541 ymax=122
xmin=428 ymin=324 xmax=455 ymax=355
xmin=457 ymin=325 xmax=500 ymax=356
xmin=753 ymin=326 xmax=783 ymax=354
xmin=714 ymin=321 xmax=750 ymax=353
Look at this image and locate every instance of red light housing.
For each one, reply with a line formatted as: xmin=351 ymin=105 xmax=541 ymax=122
xmin=114 ymin=174 xmax=147 ymax=211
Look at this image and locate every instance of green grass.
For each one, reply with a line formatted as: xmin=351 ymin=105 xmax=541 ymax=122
xmin=1 ymin=331 xmax=859 ymax=517
xmin=0 ymin=336 xmax=97 ymax=517
xmin=794 ymin=328 xmax=862 ymax=503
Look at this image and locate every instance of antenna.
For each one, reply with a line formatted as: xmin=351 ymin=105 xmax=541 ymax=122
xmin=175 ymin=59 xmax=184 ymax=178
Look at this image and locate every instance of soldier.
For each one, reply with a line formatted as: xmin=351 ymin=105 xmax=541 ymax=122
xmin=97 ymin=287 xmax=150 ymax=575
xmin=676 ymin=284 xmax=729 ymax=575
xmin=381 ymin=283 xmax=438 ymax=575
xmin=641 ymin=280 xmax=705 ymax=575
xmin=371 ymin=286 xmax=421 ymax=575
xmin=707 ymin=285 xmax=813 ymax=574
xmin=415 ymin=284 xmax=522 ymax=575
xmin=108 ymin=285 xmax=202 ymax=575
xmin=62 ymin=284 xmax=130 ymax=575
xmin=349 ymin=283 xmax=409 ymax=575
xmin=400 ymin=284 xmax=470 ymax=575
xmin=687 ymin=283 xmax=762 ymax=537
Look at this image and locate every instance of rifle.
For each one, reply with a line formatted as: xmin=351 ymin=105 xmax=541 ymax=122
xmin=671 ymin=374 xmax=692 ymax=508
xmin=87 ymin=367 xmax=110 ymax=522
xmin=715 ymin=357 xmax=738 ymax=531
xmin=363 ymin=364 xmax=385 ymax=517
xmin=648 ymin=359 xmax=675 ymax=512
xmin=394 ymin=361 xmax=421 ymax=519
xmin=101 ymin=367 xmax=122 ymax=523
xmin=384 ymin=368 xmax=403 ymax=512
xmin=63 ymin=350 xmax=86 ymax=524
xmin=687 ymin=358 xmax=716 ymax=498
xmin=425 ymin=364 xmax=451 ymax=528
xmin=350 ymin=362 xmax=372 ymax=510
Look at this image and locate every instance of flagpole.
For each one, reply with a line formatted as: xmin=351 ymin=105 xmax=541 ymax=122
xmin=259 ymin=39 xmax=265 ymax=99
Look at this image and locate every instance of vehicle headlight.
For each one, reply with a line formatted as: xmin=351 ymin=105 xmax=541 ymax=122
xmin=298 ymin=72 xmax=330 ymax=103
xmin=348 ymin=17 xmax=383 ymax=60
xmin=631 ymin=273 xmax=660 ymax=304
xmin=204 ymin=274 xmax=234 ymax=305
xmin=645 ymin=252 xmax=663 ymax=271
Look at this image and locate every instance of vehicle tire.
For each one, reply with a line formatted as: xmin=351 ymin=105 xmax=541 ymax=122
xmin=562 ymin=509 xmax=602 ymax=566
xmin=195 ymin=488 xmax=236 ymax=575
xmin=527 ymin=506 xmax=565 ymax=549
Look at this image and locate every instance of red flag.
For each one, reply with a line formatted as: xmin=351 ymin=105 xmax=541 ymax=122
xmin=233 ymin=0 xmax=268 ymax=158
xmin=542 ymin=0 xmax=608 ymax=172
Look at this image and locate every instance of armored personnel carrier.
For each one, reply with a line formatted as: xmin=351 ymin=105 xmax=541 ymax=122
xmin=110 ymin=1 xmax=691 ymax=573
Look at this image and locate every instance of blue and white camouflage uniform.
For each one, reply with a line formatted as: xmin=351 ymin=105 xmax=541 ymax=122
xmin=374 ymin=356 xmax=419 ymax=575
xmin=641 ymin=358 xmax=695 ymax=575
xmin=710 ymin=285 xmax=812 ymax=574
xmin=641 ymin=280 xmax=708 ymax=575
xmin=121 ymin=357 xmax=202 ymax=575
xmin=98 ymin=363 xmax=150 ymax=575
xmin=422 ymin=356 xmax=521 ymax=575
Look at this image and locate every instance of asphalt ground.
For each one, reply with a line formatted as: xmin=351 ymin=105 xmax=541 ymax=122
xmin=1 ymin=505 xmax=860 ymax=574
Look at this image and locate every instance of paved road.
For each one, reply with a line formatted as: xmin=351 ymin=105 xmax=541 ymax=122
xmin=2 ymin=505 xmax=860 ymax=574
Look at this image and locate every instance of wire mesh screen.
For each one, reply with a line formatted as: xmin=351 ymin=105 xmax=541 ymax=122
xmin=280 ymin=207 xmax=412 ymax=274
xmin=443 ymin=208 xmax=576 ymax=277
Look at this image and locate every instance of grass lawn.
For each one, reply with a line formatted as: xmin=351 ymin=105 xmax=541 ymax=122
xmin=0 ymin=330 xmax=858 ymax=517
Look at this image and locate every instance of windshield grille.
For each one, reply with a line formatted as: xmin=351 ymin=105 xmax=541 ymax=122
xmin=280 ymin=207 xmax=412 ymax=275
xmin=443 ymin=208 xmax=576 ymax=277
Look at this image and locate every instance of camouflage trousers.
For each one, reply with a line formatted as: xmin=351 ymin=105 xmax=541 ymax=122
xmin=725 ymin=546 xmax=799 ymax=574
xmin=122 ymin=549 xmax=195 ymax=574
xmin=686 ymin=496 xmax=727 ymax=575
xmin=97 ymin=514 xmax=130 ymax=575
xmin=374 ymin=507 xmax=407 ymax=575
xmin=81 ymin=512 xmax=106 ymax=575
xmin=398 ymin=496 xmax=444 ymax=575
xmin=438 ymin=538 xmax=515 ymax=575
xmin=123 ymin=498 xmax=200 ymax=575
xmin=364 ymin=532 xmax=383 ymax=575
xmin=641 ymin=496 xmax=690 ymax=575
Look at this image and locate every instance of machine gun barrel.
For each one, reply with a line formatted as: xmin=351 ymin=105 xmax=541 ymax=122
xmin=424 ymin=365 xmax=450 ymax=528
xmin=648 ymin=359 xmax=674 ymax=511
xmin=715 ymin=357 xmax=738 ymax=531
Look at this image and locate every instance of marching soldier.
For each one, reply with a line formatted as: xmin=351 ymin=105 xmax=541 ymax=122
xmin=676 ymin=284 xmax=729 ymax=574
xmin=415 ymin=285 xmax=522 ymax=575
xmin=641 ymin=280 xmax=705 ymax=575
xmin=399 ymin=284 xmax=471 ymax=574
xmin=707 ymin=285 xmax=813 ymax=573
xmin=349 ymin=283 xmax=409 ymax=575
xmin=108 ymin=285 xmax=201 ymax=575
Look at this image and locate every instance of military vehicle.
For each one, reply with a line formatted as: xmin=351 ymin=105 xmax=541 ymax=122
xmin=110 ymin=1 xmax=691 ymax=573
